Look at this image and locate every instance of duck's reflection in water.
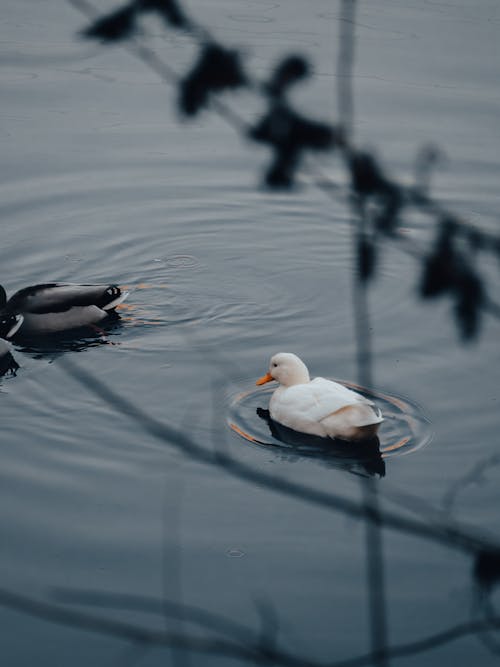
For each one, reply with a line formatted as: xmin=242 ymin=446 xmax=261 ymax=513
xmin=0 ymin=339 xmax=19 ymax=377
xmin=13 ymin=316 xmax=124 ymax=360
xmin=256 ymin=407 xmax=385 ymax=477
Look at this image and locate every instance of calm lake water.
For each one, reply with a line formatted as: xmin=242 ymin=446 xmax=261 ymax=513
xmin=1 ymin=1 xmax=499 ymax=665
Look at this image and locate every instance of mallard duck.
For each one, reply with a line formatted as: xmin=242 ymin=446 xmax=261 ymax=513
xmin=0 ymin=283 xmax=129 ymax=338
xmin=0 ymin=338 xmax=19 ymax=376
xmin=256 ymin=352 xmax=383 ymax=442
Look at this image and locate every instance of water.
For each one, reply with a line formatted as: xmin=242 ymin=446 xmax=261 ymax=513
xmin=1 ymin=1 xmax=499 ymax=665
xmin=228 ymin=381 xmax=432 ymax=460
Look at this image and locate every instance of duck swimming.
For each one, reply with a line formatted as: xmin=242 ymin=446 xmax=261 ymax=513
xmin=0 ymin=283 xmax=129 ymax=338
xmin=256 ymin=352 xmax=383 ymax=442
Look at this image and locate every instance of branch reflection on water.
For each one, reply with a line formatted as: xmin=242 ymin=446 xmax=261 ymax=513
xmin=0 ymin=0 xmax=499 ymax=665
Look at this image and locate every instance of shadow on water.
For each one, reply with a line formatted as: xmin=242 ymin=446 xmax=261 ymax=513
xmin=227 ymin=380 xmax=433 ymax=476
xmin=256 ymin=407 xmax=386 ymax=477
xmin=11 ymin=315 xmax=125 ymax=360
xmin=0 ymin=340 xmax=19 ymax=377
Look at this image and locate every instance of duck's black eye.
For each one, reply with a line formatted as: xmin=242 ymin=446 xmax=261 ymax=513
xmin=272 ymin=362 xmax=278 ymax=367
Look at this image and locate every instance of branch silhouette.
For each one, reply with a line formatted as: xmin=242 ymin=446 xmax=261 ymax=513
xmin=0 ymin=584 xmax=498 ymax=667
xmin=10 ymin=3 xmax=495 ymax=666
xmin=68 ymin=0 xmax=500 ymax=342
xmin=59 ymin=357 xmax=500 ymax=558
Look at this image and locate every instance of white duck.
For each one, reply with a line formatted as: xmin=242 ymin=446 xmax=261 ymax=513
xmin=256 ymin=352 xmax=383 ymax=442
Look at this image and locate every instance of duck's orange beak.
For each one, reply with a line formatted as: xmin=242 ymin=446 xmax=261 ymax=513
xmin=256 ymin=371 xmax=274 ymax=386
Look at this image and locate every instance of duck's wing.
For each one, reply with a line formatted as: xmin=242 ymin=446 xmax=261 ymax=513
xmin=312 ymin=378 xmax=373 ymax=405
xmin=310 ymin=379 xmax=383 ymax=427
xmin=280 ymin=378 xmax=371 ymax=422
xmin=7 ymin=283 xmax=127 ymax=314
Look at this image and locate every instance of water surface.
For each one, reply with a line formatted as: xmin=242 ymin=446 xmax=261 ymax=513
xmin=1 ymin=1 xmax=499 ymax=665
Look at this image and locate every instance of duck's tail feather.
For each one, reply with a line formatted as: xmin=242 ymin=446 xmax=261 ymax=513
xmin=103 ymin=289 xmax=130 ymax=311
xmin=370 ymin=404 xmax=384 ymax=424
xmin=323 ymin=402 xmax=384 ymax=429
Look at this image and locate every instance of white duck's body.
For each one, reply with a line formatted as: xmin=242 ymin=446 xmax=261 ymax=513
xmin=0 ymin=283 xmax=129 ymax=338
xmin=257 ymin=352 xmax=383 ymax=442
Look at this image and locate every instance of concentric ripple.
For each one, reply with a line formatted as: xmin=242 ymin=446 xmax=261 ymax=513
xmin=227 ymin=380 xmax=432 ymax=471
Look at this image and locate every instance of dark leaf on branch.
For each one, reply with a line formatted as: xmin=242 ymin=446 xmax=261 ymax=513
xmin=453 ymin=264 xmax=484 ymax=341
xmin=349 ymin=151 xmax=402 ymax=232
xmin=137 ymin=0 xmax=188 ymax=28
xmin=420 ymin=249 xmax=455 ymax=298
xmin=250 ymin=105 xmax=334 ymax=151
xmin=264 ymin=54 xmax=310 ymax=99
xmin=441 ymin=216 xmax=459 ymax=236
xmin=420 ymin=221 xmax=458 ymax=298
xmin=288 ymin=113 xmax=335 ymax=149
xmin=83 ymin=4 xmax=137 ymax=42
xmin=179 ymin=44 xmax=247 ymax=116
xmin=349 ymin=151 xmax=386 ymax=196
xmin=420 ymin=218 xmax=484 ymax=340
xmin=474 ymin=549 xmax=500 ymax=590
xmin=357 ymin=234 xmax=377 ymax=282
xmin=466 ymin=228 xmax=484 ymax=252
xmin=264 ymin=149 xmax=299 ymax=189
xmin=250 ymin=104 xmax=336 ymax=188
xmin=374 ymin=182 xmax=403 ymax=234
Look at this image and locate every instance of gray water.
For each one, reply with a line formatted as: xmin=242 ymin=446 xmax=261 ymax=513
xmin=1 ymin=1 xmax=499 ymax=665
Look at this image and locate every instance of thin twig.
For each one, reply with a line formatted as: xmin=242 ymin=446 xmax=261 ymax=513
xmin=337 ymin=0 xmax=357 ymax=142
xmin=60 ymin=357 xmax=500 ymax=557
xmin=0 ymin=585 xmax=499 ymax=667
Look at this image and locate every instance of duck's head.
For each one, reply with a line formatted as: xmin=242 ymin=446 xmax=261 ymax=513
xmin=256 ymin=352 xmax=310 ymax=388
xmin=0 ymin=314 xmax=23 ymax=339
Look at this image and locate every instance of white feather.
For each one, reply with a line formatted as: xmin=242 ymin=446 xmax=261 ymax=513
xmin=258 ymin=352 xmax=383 ymax=442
